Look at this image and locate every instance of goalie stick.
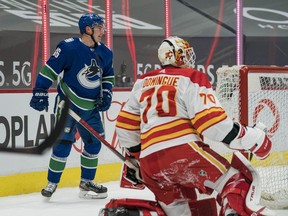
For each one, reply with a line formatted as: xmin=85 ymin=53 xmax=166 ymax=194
xmin=0 ymin=97 xmax=70 ymax=154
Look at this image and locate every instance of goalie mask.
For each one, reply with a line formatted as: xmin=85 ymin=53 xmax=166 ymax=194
xmin=158 ymin=36 xmax=196 ymax=68
xmin=78 ymin=13 xmax=105 ymax=34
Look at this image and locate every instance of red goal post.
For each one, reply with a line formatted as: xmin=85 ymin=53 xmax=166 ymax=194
xmin=213 ymin=65 xmax=288 ymax=209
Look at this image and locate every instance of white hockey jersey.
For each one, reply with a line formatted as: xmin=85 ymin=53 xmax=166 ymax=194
xmin=116 ymin=66 xmax=234 ymax=158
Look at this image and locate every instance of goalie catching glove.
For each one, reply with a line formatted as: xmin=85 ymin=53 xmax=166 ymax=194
xmin=223 ymin=122 xmax=272 ymax=160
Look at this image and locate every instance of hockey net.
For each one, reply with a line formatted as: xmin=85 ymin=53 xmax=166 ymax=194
xmin=209 ymin=65 xmax=288 ymax=209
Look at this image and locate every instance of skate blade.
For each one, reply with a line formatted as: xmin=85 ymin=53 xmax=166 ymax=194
xmin=42 ymin=196 xmax=52 ymax=202
xmin=79 ymin=190 xmax=108 ymax=199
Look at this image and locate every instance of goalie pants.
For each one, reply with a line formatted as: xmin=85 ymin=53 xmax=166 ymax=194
xmin=139 ymin=141 xmax=231 ymax=206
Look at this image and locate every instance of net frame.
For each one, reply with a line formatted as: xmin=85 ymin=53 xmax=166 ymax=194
xmin=215 ymin=65 xmax=288 ymax=209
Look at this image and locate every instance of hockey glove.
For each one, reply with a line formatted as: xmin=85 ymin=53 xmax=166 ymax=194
xmin=125 ymin=165 xmax=143 ymax=186
xmin=125 ymin=145 xmax=143 ymax=184
xmin=95 ymin=89 xmax=112 ymax=112
xmin=121 ymin=159 xmax=145 ymax=190
xmin=120 ymin=147 xmax=145 ymax=190
xmin=224 ymin=122 xmax=272 ymax=160
xmin=30 ymin=88 xmax=49 ymax=111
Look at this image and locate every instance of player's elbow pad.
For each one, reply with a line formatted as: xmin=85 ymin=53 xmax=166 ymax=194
xmin=223 ymin=122 xmax=272 ymax=160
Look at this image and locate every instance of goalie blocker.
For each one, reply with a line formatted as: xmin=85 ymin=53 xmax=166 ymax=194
xmin=223 ymin=122 xmax=272 ymax=160
xmin=120 ymin=146 xmax=145 ymax=190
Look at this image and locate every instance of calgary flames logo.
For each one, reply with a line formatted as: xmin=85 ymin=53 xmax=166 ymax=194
xmin=165 ymin=50 xmax=173 ymax=59
xmin=175 ymin=49 xmax=185 ymax=66
xmin=174 ymin=38 xmax=190 ymax=66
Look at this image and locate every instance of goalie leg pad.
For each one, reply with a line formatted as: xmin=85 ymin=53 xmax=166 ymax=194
xmin=188 ymin=198 xmax=218 ymax=216
xmin=216 ymin=152 xmax=275 ymax=216
xmin=158 ymin=200 xmax=191 ymax=216
xmin=98 ymin=207 xmax=140 ymax=216
xmin=101 ymin=198 xmax=166 ymax=216
xmin=100 ymin=198 xmax=218 ymax=216
xmin=219 ymin=176 xmax=250 ymax=216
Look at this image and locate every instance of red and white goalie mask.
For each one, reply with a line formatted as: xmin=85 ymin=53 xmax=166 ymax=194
xmin=158 ymin=36 xmax=196 ymax=69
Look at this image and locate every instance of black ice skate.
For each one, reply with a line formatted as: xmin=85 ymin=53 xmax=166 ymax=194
xmin=41 ymin=182 xmax=57 ymax=198
xmin=79 ymin=180 xmax=108 ymax=199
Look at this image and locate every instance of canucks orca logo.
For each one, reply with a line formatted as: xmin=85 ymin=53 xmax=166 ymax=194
xmin=77 ymin=59 xmax=102 ymax=89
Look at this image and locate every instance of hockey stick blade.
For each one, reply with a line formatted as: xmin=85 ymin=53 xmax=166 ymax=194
xmin=0 ymin=96 xmax=70 ymax=154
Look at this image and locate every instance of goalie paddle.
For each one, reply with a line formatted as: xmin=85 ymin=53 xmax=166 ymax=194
xmin=0 ymin=96 xmax=70 ymax=154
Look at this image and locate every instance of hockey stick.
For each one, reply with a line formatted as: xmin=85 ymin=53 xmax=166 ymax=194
xmin=65 ymin=105 xmax=125 ymax=162
xmin=99 ymin=69 xmax=106 ymax=131
xmin=94 ymin=51 xmax=105 ymax=129
xmin=0 ymin=97 xmax=70 ymax=154
xmin=58 ymin=102 xmax=141 ymax=178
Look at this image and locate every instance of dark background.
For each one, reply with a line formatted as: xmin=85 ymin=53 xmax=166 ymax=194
xmin=0 ymin=0 xmax=287 ymax=89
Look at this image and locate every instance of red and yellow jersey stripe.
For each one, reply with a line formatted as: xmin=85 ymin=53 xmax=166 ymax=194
xmin=192 ymin=107 xmax=227 ymax=134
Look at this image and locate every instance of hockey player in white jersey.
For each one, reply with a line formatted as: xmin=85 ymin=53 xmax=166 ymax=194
xmin=101 ymin=36 xmax=275 ymax=216
xmin=30 ymin=13 xmax=114 ymax=199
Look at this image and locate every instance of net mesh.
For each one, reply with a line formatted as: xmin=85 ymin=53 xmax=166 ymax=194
xmin=213 ymin=65 xmax=288 ymax=209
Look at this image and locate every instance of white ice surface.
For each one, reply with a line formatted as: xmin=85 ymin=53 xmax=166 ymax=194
xmin=0 ymin=180 xmax=287 ymax=216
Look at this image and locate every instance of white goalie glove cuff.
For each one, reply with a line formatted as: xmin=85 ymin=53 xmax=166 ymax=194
xmin=229 ymin=123 xmax=264 ymax=150
xmin=228 ymin=122 xmax=272 ymax=160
